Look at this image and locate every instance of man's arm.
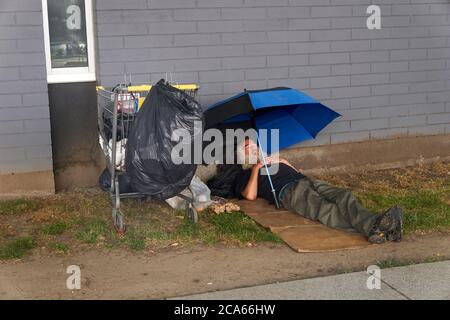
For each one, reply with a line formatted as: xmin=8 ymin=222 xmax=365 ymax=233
xmin=279 ymin=157 xmax=302 ymax=173
xmin=240 ymin=157 xmax=302 ymax=201
xmin=279 ymin=158 xmax=297 ymax=171
xmin=241 ymin=163 xmax=263 ymax=201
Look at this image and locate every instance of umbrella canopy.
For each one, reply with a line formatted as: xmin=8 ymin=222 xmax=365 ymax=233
xmin=204 ymin=87 xmax=341 ymax=154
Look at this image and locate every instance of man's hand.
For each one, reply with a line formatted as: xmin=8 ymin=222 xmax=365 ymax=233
xmin=255 ymin=156 xmax=275 ymax=169
xmin=262 ymin=156 xmax=286 ymax=165
xmin=254 ymin=156 xmax=283 ymax=168
xmin=253 ymin=162 xmax=264 ymax=171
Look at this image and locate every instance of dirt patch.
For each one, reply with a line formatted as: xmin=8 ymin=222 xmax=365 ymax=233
xmin=0 ymin=232 xmax=449 ymax=299
xmin=317 ymin=159 xmax=450 ymax=192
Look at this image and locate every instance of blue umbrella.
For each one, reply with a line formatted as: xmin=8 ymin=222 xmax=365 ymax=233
xmin=204 ymin=87 xmax=341 ymax=153
xmin=204 ymin=87 xmax=341 ymax=207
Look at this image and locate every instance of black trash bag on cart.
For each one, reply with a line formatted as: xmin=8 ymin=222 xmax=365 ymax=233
xmin=125 ymin=79 xmax=203 ymax=200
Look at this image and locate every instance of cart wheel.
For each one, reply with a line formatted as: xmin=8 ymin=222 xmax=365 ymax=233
xmin=112 ymin=205 xmax=125 ymax=236
xmin=186 ymin=203 xmax=198 ymax=224
xmin=116 ymin=226 xmax=126 ymax=237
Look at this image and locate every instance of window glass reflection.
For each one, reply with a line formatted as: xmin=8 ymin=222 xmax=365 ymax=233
xmin=48 ymin=0 xmax=88 ymax=68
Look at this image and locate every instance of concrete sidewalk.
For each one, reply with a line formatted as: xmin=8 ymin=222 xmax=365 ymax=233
xmin=173 ymin=260 xmax=450 ymax=300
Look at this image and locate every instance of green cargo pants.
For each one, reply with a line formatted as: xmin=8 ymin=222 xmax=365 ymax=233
xmin=280 ymin=176 xmax=379 ymax=236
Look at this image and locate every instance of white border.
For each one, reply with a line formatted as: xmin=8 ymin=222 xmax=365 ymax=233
xmin=42 ymin=0 xmax=96 ymax=83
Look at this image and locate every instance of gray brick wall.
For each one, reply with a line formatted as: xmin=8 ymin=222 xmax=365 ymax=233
xmin=0 ymin=0 xmax=53 ymax=174
xmin=96 ymin=0 xmax=450 ymax=147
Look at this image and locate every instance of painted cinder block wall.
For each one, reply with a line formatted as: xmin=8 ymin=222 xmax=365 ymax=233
xmin=96 ymin=0 xmax=450 ymax=148
xmin=0 ymin=0 xmax=54 ymax=191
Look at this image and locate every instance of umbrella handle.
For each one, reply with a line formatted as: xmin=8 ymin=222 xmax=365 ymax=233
xmin=256 ymin=135 xmax=280 ymax=209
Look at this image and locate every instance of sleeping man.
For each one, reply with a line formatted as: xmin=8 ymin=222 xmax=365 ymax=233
xmin=234 ymin=138 xmax=403 ymax=244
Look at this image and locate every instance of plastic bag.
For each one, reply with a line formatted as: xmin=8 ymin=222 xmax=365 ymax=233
xmin=207 ymin=164 xmax=244 ymax=198
xmin=98 ymin=168 xmax=135 ymax=194
xmin=165 ymin=175 xmax=212 ymax=210
xmin=125 ymin=79 xmax=203 ymax=200
xmin=98 ymin=136 xmax=127 ymax=170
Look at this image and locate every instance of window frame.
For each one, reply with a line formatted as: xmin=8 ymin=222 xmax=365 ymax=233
xmin=42 ymin=0 xmax=96 ymax=83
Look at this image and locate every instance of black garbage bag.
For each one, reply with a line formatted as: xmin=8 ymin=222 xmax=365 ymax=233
xmin=98 ymin=168 xmax=135 ymax=194
xmin=125 ymin=79 xmax=203 ymax=200
xmin=207 ymin=164 xmax=244 ymax=198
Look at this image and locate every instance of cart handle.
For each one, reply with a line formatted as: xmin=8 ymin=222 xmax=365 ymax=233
xmin=127 ymin=84 xmax=199 ymax=92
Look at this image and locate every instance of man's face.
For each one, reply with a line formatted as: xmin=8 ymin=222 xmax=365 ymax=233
xmin=243 ymin=139 xmax=258 ymax=162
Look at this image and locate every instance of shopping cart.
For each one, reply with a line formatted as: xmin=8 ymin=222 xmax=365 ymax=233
xmin=97 ymin=82 xmax=200 ymax=235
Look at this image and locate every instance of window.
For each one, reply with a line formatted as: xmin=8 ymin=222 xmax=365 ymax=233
xmin=42 ymin=0 xmax=96 ymax=83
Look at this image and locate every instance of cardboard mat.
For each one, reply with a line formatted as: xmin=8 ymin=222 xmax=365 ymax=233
xmin=237 ymin=198 xmax=371 ymax=252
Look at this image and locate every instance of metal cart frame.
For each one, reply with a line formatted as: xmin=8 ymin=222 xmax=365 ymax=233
xmin=96 ymin=83 xmax=200 ymax=235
